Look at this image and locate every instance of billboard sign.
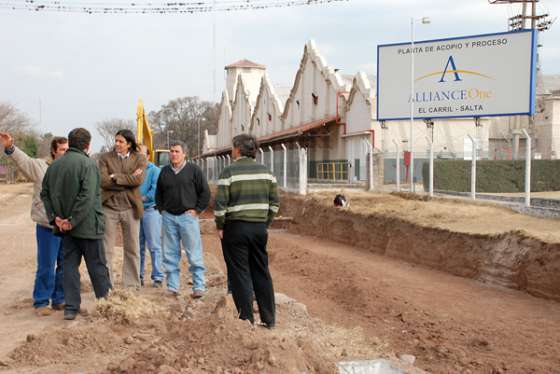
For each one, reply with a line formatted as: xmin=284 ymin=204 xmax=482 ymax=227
xmin=377 ymin=30 xmax=537 ymax=121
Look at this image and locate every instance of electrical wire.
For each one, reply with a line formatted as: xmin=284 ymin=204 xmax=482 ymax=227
xmin=0 ymin=0 xmax=349 ymax=14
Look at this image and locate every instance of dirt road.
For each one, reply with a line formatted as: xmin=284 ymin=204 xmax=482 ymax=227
xmin=0 ymin=184 xmax=79 ymax=358
xmin=0 ymin=184 xmax=401 ymax=374
xmin=2 ymin=184 xmax=560 ymax=373
xmin=263 ymin=232 xmax=560 ymax=373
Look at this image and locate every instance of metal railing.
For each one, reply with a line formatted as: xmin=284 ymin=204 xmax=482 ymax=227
xmin=310 ymin=160 xmax=349 ymax=181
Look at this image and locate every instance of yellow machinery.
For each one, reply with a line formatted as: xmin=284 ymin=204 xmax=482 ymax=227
xmin=136 ymin=99 xmax=169 ymax=166
xmin=154 ymin=148 xmax=170 ymax=167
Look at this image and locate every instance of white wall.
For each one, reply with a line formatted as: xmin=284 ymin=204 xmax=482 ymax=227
xmin=226 ymin=66 xmax=265 ymax=105
xmin=250 ymin=76 xmax=284 ymax=138
xmin=283 ymin=42 xmax=343 ymax=130
xmin=215 ymin=92 xmax=232 ymax=149
xmin=231 ymin=77 xmax=253 ymax=137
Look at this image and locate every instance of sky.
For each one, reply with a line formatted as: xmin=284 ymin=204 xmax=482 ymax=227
xmin=1 ymin=0 xmax=559 ymax=151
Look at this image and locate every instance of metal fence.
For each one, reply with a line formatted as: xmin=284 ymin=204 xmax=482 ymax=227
xmin=199 ymin=132 xmax=538 ymax=211
xmin=201 ymin=143 xmax=306 ymax=194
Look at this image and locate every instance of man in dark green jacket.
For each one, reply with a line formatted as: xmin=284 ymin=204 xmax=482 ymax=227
xmin=41 ymin=128 xmax=112 ymax=320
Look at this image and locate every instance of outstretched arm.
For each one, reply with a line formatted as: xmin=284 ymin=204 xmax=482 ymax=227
xmin=1 ymin=133 xmax=47 ymax=182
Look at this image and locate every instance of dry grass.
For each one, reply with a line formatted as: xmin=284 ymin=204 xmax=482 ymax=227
xmin=310 ymin=190 xmax=560 ymax=243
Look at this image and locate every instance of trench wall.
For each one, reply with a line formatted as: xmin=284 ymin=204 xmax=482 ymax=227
xmin=281 ymin=194 xmax=560 ymax=302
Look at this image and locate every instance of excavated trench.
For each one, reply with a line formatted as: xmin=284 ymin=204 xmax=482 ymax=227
xmin=280 ymin=193 xmax=560 ymax=302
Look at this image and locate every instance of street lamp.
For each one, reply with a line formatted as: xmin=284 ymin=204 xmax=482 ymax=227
xmin=410 ymin=16 xmax=430 ymax=192
xmin=167 ymin=129 xmax=174 ymax=149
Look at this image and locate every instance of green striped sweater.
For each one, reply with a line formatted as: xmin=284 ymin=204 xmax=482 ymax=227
xmin=214 ymin=157 xmax=279 ymax=229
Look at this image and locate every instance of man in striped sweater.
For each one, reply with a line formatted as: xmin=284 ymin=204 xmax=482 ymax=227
xmin=214 ymin=134 xmax=279 ymax=329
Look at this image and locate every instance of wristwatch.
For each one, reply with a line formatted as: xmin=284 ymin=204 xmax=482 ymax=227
xmin=4 ymin=144 xmax=15 ymax=155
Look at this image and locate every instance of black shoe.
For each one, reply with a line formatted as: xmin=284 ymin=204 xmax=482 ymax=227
xmin=140 ymin=279 xmax=145 ymax=287
xmin=64 ymin=311 xmax=78 ymax=320
xmin=259 ymin=322 xmax=275 ymax=330
xmin=152 ymin=280 xmax=163 ymax=288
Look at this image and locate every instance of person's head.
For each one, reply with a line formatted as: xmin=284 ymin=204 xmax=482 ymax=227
xmin=68 ymin=128 xmax=91 ymax=153
xmin=50 ymin=137 xmax=68 ymax=160
xmin=138 ymin=144 xmax=150 ymax=158
xmin=169 ymin=141 xmax=187 ymax=167
xmin=232 ymin=134 xmax=258 ymax=159
xmin=114 ymin=129 xmax=138 ymax=156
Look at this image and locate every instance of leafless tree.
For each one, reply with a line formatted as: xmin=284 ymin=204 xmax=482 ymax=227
xmin=96 ymin=118 xmax=135 ymax=149
xmin=148 ymin=97 xmax=218 ymax=156
xmin=0 ymin=103 xmax=32 ymax=134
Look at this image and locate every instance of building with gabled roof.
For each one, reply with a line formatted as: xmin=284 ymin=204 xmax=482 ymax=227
xmin=202 ymin=40 xmax=560 ymax=189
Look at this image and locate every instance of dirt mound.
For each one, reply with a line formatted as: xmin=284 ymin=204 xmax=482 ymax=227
xmin=9 ymin=320 xmax=126 ymax=368
xmin=4 ymin=252 xmax=401 ymax=374
xmin=96 ymin=289 xmax=167 ymax=324
xmin=104 ymin=290 xmax=385 ymax=374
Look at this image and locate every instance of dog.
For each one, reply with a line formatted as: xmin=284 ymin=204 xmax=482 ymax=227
xmin=333 ymin=194 xmax=348 ymax=208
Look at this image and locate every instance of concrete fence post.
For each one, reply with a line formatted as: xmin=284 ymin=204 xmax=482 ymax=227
xmin=281 ymin=143 xmax=287 ymax=188
xmin=426 ymin=136 xmax=434 ymax=197
xmin=362 ymin=139 xmax=374 ymax=191
xmin=268 ymin=145 xmax=274 ymax=173
xmin=393 ymin=140 xmax=400 ymax=192
xmin=296 ymin=142 xmax=307 ymax=195
xmin=522 ymin=129 xmax=532 ymax=207
xmin=468 ymin=134 xmax=477 ymax=200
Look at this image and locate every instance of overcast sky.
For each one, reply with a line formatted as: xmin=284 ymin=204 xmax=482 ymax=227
xmin=1 ymin=0 xmax=559 ymax=150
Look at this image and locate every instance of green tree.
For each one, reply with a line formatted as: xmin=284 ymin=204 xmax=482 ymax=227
xmin=19 ymin=134 xmax=39 ymax=157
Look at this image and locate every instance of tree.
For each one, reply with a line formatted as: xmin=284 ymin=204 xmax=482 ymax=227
xmin=148 ymin=97 xmax=218 ymax=157
xmin=37 ymin=132 xmax=54 ymax=158
xmin=19 ymin=134 xmax=39 ymax=157
xmin=96 ymin=119 xmax=135 ymax=149
xmin=0 ymin=103 xmax=32 ymax=133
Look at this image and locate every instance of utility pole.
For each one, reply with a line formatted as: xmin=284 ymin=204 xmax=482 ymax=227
xmin=212 ymin=0 xmax=217 ymax=100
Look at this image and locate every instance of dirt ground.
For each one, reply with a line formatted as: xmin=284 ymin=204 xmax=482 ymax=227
xmin=1 ymin=184 xmax=560 ymax=373
xmin=0 ymin=184 xmax=415 ymax=374
xmin=317 ymin=190 xmax=560 ymax=243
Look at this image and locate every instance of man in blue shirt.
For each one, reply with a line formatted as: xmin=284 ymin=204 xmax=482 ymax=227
xmin=138 ymin=145 xmax=164 ymax=287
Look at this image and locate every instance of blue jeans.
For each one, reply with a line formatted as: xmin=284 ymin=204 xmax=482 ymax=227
xmin=162 ymin=211 xmax=205 ymax=292
xmin=139 ymin=207 xmax=164 ymax=282
xmin=33 ymin=225 xmax=64 ymax=308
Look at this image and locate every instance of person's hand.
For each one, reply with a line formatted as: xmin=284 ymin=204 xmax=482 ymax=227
xmin=55 ymin=217 xmax=64 ymax=228
xmin=0 ymin=132 xmax=14 ymax=149
xmin=142 ymin=196 xmax=147 ymax=202
xmin=61 ymin=221 xmax=73 ymax=231
xmin=187 ymin=209 xmax=198 ymax=217
xmin=218 ymin=230 xmax=223 ymax=240
xmin=55 ymin=217 xmax=72 ymax=232
xmin=132 ymin=168 xmax=143 ymax=177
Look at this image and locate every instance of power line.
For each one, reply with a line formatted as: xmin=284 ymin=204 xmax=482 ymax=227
xmin=0 ymin=0 xmax=349 ymax=14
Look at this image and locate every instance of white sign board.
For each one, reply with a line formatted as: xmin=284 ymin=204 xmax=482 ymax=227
xmin=377 ymin=30 xmax=536 ymax=121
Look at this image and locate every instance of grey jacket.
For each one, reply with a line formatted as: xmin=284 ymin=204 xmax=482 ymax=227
xmin=7 ymin=146 xmax=51 ymax=227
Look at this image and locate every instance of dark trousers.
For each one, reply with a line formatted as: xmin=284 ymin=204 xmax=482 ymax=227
xmin=62 ymin=236 xmax=112 ymax=312
xmin=222 ymin=221 xmax=275 ymax=326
